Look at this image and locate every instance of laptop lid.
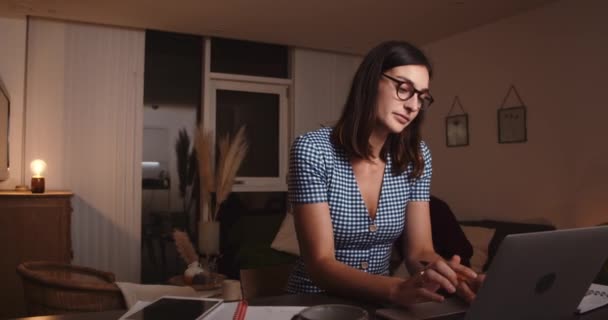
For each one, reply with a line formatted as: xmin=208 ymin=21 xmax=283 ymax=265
xmin=376 ymin=226 xmax=608 ymax=320
xmin=464 ymin=225 xmax=608 ymax=320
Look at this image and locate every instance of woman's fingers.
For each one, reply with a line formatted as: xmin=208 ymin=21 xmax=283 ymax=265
xmin=415 ymin=287 xmax=446 ymax=303
xmin=471 ymin=273 xmax=486 ymax=291
xmin=447 ymin=255 xmax=478 ymax=280
xmin=456 ymin=280 xmax=476 ymax=303
xmin=394 ymin=277 xmax=445 ymax=307
xmin=403 ymin=257 xmax=485 ymax=307
xmin=430 ymin=259 xmax=460 ymax=287
xmin=456 ymin=273 xmax=487 ymax=304
xmin=420 ymin=268 xmax=456 ymax=293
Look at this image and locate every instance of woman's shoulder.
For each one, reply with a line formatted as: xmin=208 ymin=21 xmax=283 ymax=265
xmin=292 ymin=127 xmax=335 ymax=152
xmin=419 ymin=140 xmax=431 ymax=159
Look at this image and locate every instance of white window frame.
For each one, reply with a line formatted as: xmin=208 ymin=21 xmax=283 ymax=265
xmin=204 ymin=79 xmax=289 ymax=192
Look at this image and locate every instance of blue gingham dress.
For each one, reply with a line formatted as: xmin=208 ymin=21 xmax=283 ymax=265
xmin=286 ymin=127 xmax=432 ymax=293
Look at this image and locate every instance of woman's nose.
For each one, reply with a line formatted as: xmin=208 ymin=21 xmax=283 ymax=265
xmin=404 ymin=97 xmax=421 ymax=112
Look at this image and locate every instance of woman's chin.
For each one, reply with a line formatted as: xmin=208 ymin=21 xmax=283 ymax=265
xmin=390 ymin=122 xmax=409 ymax=134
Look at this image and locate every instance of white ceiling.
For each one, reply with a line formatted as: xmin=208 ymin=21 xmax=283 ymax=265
xmin=1 ymin=0 xmax=558 ymax=54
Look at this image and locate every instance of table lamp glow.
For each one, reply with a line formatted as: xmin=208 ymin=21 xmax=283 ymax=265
xmin=30 ymin=159 xmax=47 ymax=193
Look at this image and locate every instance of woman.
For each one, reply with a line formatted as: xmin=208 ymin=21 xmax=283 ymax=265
xmin=286 ymin=41 xmax=483 ymax=306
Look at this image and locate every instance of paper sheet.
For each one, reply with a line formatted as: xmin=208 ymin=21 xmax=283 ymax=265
xmin=119 ymin=301 xmax=151 ymax=319
xmin=577 ymin=283 xmax=608 ymax=314
xmin=206 ymin=302 xmax=307 ymax=320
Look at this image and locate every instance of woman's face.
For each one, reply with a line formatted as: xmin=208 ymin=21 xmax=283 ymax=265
xmin=375 ymin=64 xmax=430 ymax=135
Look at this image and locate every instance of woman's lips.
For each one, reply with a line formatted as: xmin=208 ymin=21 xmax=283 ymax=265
xmin=393 ymin=113 xmax=410 ymax=124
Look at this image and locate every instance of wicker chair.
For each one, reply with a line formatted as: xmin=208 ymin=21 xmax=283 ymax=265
xmin=16 ymin=261 xmax=126 ymax=316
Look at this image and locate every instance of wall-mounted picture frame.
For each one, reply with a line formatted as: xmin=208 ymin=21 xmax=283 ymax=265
xmin=498 ymin=106 xmax=526 ymax=143
xmin=446 ymin=114 xmax=469 ymax=147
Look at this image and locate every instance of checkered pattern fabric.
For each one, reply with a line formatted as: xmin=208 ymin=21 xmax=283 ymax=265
xmin=285 ymin=127 xmax=432 ymax=293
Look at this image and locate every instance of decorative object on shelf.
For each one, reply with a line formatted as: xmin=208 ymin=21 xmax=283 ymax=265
xmin=183 ymin=261 xmax=205 ymax=285
xmin=30 ymin=159 xmax=47 ymax=193
xmin=498 ymin=85 xmax=527 ymax=144
xmin=445 ymin=96 xmax=469 ymax=147
xmin=174 ymin=229 xmax=199 ymax=265
xmin=173 ymin=229 xmax=207 ymax=285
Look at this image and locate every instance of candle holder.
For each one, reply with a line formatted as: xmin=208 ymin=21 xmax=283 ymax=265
xmin=30 ymin=159 xmax=47 ymax=194
xmin=31 ymin=177 xmax=45 ymax=193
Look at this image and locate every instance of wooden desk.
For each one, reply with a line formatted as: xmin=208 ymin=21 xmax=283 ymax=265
xmin=0 ymin=191 xmax=73 ymax=318
xmin=11 ymin=294 xmax=608 ymax=320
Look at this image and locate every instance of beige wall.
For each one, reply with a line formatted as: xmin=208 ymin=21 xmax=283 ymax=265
xmin=422 ymin=0 xmax=608 ymax=228
xmin=0 ymin=16 xmax=26 ymax=190
xmin=3 ymin=1 xmax=604 ymax=233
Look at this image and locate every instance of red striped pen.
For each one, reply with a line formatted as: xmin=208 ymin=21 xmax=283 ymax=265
xmin=232 ymin=300 xmax=248 ymax=320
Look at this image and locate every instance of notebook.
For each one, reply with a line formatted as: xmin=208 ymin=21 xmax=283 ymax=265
xmin=577 ymin=258 xmax=608 ymax=314
xmin=377 ymin=226 xmax=608 ymax=320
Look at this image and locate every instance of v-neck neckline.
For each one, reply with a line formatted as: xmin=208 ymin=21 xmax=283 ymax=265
xmin=348 ymin=155 xmax=390 ymax=222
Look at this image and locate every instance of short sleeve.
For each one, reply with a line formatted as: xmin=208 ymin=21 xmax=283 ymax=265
xmin=409 ymin=141 xmax=432 ymax=202
xmin=288 ymin=135 xmax=328 ymax=204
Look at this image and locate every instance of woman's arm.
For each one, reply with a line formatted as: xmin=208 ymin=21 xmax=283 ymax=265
xmin=403 ymin=201 xmax=481 ymax=302
xmin=294 ymin=202 xmax=456 ymax=306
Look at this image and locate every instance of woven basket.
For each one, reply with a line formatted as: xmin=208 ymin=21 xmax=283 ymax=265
xmin=16 ymin=261 xmax=126 ymax=316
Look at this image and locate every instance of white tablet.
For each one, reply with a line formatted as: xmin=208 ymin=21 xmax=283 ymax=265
xmin=124 ymin=296 xmax=223 ymax=320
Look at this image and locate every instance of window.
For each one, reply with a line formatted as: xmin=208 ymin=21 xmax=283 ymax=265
xmin=206 ymin=80 xmax=288 ymax=191
xmin=210 ymin=37 xmax=289 ymax=78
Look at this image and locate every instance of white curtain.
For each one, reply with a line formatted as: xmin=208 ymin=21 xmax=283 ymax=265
xmin=25 ymin=18 xmax=144 ymax=281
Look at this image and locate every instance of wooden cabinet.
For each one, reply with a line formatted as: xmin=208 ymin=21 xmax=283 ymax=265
xmin=0 ymin=191 xmax=73 ymax=318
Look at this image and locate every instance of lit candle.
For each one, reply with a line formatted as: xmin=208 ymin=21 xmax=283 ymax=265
xmin=30 ymin=159 xmax=47 ymax=193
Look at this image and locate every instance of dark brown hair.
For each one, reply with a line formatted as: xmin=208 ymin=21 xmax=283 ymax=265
xmin=331 ymin=41 xmax=432 ymax=178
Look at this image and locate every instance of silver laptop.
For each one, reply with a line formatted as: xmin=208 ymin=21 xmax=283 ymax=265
xmin=377 ymin=226 xmax=608 ymax=320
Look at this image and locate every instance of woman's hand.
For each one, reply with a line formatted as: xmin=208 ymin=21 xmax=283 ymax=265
xmin=446 ymin=255 xmax=485 ymax=304
xmin=389 ymin=259 xmax=461 ymax=307
xmin=455 ymin=271 xmax=486 ymax=303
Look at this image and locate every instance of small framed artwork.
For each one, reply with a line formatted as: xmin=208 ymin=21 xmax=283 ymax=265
xmin=446 ymin=114 xmax=469 ymax=147
xmin=498 ymin=106 xmax=527 ymax=143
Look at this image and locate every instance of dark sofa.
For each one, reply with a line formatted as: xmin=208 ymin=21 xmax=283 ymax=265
xmin=429 ymin=195 xmax=555 ymax=272
xmin=459 ymin=219 xmax=556 ymax=271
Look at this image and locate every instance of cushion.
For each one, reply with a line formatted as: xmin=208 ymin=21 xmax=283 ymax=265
xmin=270 ymin=212 xmax=300 ymax=256
xmin=460 ymin=220 xmax=556 ymax=271
xmin=429 ymin=196 xmax=473 ymax=266
xmin=460 ymin=226 xmax=495 ymax=273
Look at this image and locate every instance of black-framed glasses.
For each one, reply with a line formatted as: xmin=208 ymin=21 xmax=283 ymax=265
xmin=382 ymin=73 xmax=434 ymax=110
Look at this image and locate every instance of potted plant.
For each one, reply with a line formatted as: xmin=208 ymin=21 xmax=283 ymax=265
xmin=195 ymin=126 xmax=248 ymax=268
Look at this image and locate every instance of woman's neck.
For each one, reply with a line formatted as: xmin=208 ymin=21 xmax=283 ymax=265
xmin=368 ymin=129 xmax=389 ymax=159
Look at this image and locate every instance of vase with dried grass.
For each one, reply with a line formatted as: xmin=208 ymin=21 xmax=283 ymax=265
xmin=194 ymin=126 xmax=248 ymax=271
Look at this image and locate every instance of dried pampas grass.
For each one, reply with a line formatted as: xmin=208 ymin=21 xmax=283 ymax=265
xmin=195 ymin=125 xmax=248 ymax=222
xmin=213 ymin=126 xmax=248 ymax=220
xmin=173 ymin=230 xmax=199 ymax=265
